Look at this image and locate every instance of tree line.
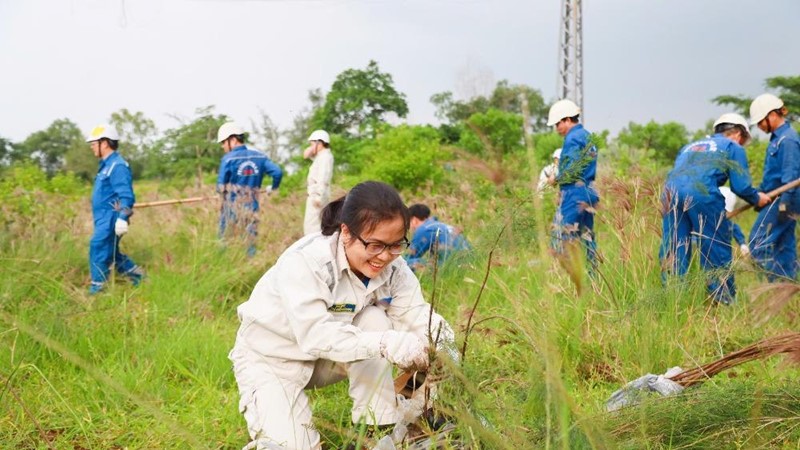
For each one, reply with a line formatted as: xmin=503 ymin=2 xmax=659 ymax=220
xmin=1 ymin=61 xmax=797 ymax=192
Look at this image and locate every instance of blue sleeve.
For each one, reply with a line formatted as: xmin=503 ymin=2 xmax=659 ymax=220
xmin=109 ymin=163 xmax=135 ymax=220
xmin=778 ymin=136 xmax=800 ymax=208
xmin=409 ymin=228 xmax=433 ymax=259
xmin=731 ymin=222 xmax=745 ymax=245
xmin=263 ymin=159 xmax=283 ymax=190
xmin=556 ymin=135 xmax=580 ymax=184
xmin=727 ymin=145 xmax=760 ymax=206
xmin=216 ymin=157 xmax=230 ymax=193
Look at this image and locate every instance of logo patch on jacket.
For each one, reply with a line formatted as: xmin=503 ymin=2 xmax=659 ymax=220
xmin=328 ymin=303 xmax=356 ymax=313
xmin=237 ymin=161 xmax=260 ymax=176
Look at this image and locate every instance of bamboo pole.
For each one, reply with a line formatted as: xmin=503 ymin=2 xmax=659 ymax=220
xmin=727 ymin=178 xmax=800 ymax=219
xmin=133 ymin=188 xmax=271 ymax=209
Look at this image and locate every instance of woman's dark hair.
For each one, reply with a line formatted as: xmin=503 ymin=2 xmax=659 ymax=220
xmin=408 ymin=204 xmax=431 ymax=220
xmin=320 ymin=181 xmax=410 ymax=237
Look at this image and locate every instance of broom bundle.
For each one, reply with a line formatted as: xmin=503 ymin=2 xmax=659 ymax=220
xmin=668 ymin=332 xmax=800 ymax=388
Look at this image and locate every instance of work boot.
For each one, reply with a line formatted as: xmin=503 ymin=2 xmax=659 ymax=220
xmin=125 ymin=266 xmax=145 ymax=286
xmin=88 ymin=282 xmax=105 ymax=295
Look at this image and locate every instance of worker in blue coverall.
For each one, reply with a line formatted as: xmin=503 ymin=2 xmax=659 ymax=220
xmin=660 ymin=113 xmax=770 ymax=304
xmin=405 ymin=204 xmax=470 ymax=271
xmin=86 ymin=124 xmax=144 ymax=295
xmin=216 ymin=122 xmax=283 ymax=256
xmin=748 ymin=93 xmax=800 ymax=282
xmin=546 ymin=99 xmax=600 ymax=269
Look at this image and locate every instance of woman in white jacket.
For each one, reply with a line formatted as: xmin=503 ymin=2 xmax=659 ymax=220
xmin=229 ymin=181 xmax=455 ymax=450
xmin=303 ymin=130 xmax=334 ymax=235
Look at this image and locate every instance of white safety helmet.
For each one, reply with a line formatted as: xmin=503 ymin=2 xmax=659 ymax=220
xmin=217 ymin=122 xmax=245 ymax=143
xmin=307 ymin=129 xmax=330 ymax=144
xmin=552 ymin=148 xmax=562 ymax=159
xmin=713 ymin=113 xmax=751 ymax=145
xmin=749 ymin=93 xmax=784 ymax=125
xmin=719 ymin=186 xmax=737 ymax=213
xmin=547 ymin=99 xmax=581 ymax=126
xmin=86 ymin=124 xmax=120 ymax=143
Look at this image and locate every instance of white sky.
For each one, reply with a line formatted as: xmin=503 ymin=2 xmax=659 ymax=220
xmin=1 ymin=0 xmax=798 ymax=142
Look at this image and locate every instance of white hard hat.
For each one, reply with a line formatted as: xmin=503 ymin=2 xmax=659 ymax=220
xmin=86 ymin=124 xmax=120 ymax=142
xmin=719 ymin=186 xmax=737 ymax=213
xmin=308 ymin=129 xmax=330 ymax=144
xmin=749 ymin=93 xmax=784 ymax=125
xmin=552 ymin=148 xmax=562 ymax=159
xmin=713 ymin=113 xmax=751 ymax=145
xmin=217 ymin=122 xmax=245 ymax=143
xmin=547 ymin=99 xmax=581 ymax=126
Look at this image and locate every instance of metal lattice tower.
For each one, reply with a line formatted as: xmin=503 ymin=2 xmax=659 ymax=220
xmin=557 ymin=0 xmax=583 ymax=113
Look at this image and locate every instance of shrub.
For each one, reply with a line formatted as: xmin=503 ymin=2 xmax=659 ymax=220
xmin=359 ymin=125 xmax=449 ymax=193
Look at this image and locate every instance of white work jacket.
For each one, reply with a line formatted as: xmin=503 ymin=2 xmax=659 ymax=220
xmin=234 ymin=232 xmax=450 ymax=365
xmin=306 ymin=149 xmax=334 ymax=207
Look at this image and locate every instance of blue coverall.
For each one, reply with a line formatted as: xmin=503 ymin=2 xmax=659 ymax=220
xmin=90 ymin=152 xmax=140 ymax=293
xmin=660 ymin=134 xmax=761 ymax=304
xmin=553 ymin=124 xmax=600 ymax=265
xmin=748 ymin=122 xmax=800 ymax=281
xmin=405 ymin=217 xmax=470 ymax=270
xmin=217 ymin=145 xmax=283 ymax=255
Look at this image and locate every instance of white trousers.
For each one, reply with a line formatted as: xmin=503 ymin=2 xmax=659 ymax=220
xmin=303 ymin=197 xmax=324 ymax=235
xmin=230 ymin=306 xmax=396 ymax=450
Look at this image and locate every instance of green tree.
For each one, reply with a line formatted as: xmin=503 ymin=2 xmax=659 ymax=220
xmin=359 ymin=125 xmax=447 ymax=192
xmin=713 ymin=75 xmax=800 ymax=122
xmin=153 ymin=106 xmax=228 ymax=186
xmin=109 ymin=108 xmax=158 ymax=177
xmin=250 ymin=109 xmax=282 ymax=163
xmin=616 ymin=120 xmax=689 ymax=164
xmin=431 ymin=80 xmax=548 ymax=131
xmin=17 ymin=119 xmax=84 ymax=176
xmin=0 ymin=136 xmax=14 ymax=167
xmin=312 ymin=60 xmax=408 ymax=137
xmin=459 ymin=108 xmax=524 ymax=160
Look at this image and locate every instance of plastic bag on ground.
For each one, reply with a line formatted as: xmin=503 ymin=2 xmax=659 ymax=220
xmin=605 ymin=366 xmax=685 ymax=412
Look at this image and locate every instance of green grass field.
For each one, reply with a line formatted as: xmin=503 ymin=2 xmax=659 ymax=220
xmin=2 ymin=167 xmax=799 ymax=449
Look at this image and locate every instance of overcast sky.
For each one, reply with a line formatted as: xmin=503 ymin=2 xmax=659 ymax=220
xmin=1 ymin=0 xmax=798 ymax=143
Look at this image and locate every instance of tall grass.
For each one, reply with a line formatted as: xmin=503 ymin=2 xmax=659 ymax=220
xmin=1 ymin=167 xmax=799 ymax=449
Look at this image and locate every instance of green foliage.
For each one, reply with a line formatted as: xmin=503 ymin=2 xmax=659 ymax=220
xmin=311 ymin=60 xmax=408 ymax=137
xmin=1 ymin=166 xmax=800 ymax=449
xmin=458 ymin=108 xmax=524 ymax=160
xmin=359 ymin=125 xmax=449 ymax=192
xmin=0 ymin=163 xmax=85 ymax=220
xmin=109 ymin=108 xmax=158 ymax=178
xmin=532 ymin=131 xmax=564 ymax=166
xmin=713 ymin=74 xmax=800 ymax=122
xmin=150 ymin=106 xmax=228 ymax=186
xmin=0 ymin=135 xmax=14 ymax=166
xmin=617 ymin=120 xmax=689 ymax=164
xmin=63 ymin=142 xmax=99 ymax=181
xmin=431 ymin=80 xmax=549 ymax=132
xmin=17 ymin=118 xmax=85 ymax=176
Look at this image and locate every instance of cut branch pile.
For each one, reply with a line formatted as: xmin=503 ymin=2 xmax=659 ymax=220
xmin=668 ymin=332 xmax=800 ymax=388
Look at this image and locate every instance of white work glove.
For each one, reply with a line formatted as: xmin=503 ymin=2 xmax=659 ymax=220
xmin=740 ymin=244 xmax=750 ymax=256
xmin=265 ymin=186 xmax=274 ymax=195
xmin=114 ymin=218 xmax=129 ymax=236
xmin=380 ymin=330 xmax=429 ymax=371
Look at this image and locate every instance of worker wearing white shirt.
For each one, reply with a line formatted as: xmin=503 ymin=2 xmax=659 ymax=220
xmin=229 ymin=181 xmax=456 ymax=450
xmin=303 ymin=130 xmax=334 ymax=235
